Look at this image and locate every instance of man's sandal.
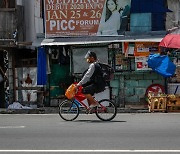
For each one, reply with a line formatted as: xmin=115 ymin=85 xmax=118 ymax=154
xmin=88 ymin=104 xmax=99 ymax=114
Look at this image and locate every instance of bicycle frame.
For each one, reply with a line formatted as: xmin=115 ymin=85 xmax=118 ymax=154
xmin=59 ymin=85 xmax=117 ymax=121
xmin=73 ymin=86 xmax=106 ymax=112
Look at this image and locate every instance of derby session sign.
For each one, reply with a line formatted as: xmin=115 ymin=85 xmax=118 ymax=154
xmin=45 ymin=0 xmax=105 ymax=37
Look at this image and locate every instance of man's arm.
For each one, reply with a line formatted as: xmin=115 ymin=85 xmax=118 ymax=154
xmin=77 ymin=63 xmax=95 ymax=86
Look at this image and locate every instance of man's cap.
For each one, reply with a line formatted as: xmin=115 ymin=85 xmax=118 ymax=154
xmin=84 ymin=50 xmax=97 ymax=59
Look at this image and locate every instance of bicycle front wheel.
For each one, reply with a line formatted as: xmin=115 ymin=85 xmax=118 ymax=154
xmin=95 ymin=99 xmax=117 ymax=121
xmin=59 ymin=99 xmax=79 ymax=121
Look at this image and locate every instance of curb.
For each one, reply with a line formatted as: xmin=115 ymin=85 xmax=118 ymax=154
xmin=0 ymin=107 xmax=149 ymax=114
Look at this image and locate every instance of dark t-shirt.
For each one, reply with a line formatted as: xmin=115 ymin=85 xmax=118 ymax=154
xmin=81 ymin=62 xmax=106 ymax=93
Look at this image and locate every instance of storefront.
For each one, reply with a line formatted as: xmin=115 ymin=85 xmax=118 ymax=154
xmin=32 ymin=35 xmax=166 ymax=107
xmin=107 ymin=41 xmax=166 ymax=107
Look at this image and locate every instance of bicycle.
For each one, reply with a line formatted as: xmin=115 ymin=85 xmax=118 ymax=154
xmin=59 ymin=86 xmax=117 ymax=121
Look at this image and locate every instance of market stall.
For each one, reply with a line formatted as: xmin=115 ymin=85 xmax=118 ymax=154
xmin=148 ymin=27 xmax=180 ymax=112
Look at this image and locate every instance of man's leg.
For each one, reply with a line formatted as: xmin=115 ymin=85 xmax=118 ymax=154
xmin=82 ymin=84 xmax=98 ymax=107
xmin=84 ymin=94 xmax=98 ymax=107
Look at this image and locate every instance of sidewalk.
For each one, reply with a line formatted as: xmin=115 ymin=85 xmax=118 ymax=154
xmin=0 ymin=105 xmax=149 ymax=114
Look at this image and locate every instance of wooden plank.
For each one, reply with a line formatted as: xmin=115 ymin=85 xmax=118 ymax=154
xmin=167 ymin=104 xmax=180 ymax=107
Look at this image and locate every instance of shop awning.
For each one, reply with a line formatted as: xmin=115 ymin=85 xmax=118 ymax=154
xmin=32 ymin=35 xmax=164 ymax=47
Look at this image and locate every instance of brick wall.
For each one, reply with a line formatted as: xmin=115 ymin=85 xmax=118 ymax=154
xmin=110 ymin=72 xmax=165 ymax=106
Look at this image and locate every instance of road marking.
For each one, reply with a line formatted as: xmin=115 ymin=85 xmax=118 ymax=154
xmin=0 ymin=126 xmax=25 ymax=129
xmin=0 ymin=150 xmax=180 ymax=153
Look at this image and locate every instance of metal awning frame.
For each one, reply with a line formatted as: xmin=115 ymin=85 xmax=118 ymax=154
xmin=32 ymin=36 xmax=164 ymax=47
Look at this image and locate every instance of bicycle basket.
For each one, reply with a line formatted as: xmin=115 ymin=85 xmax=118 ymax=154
xmin=65 ymin=84 xmax=76 ymax=99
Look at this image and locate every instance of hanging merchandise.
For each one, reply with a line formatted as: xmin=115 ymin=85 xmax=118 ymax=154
xmin=0 ymin=66 xmax=5 ymax=83
xmin=64 ymin=46 xmax=70 ymax=64
xmin=0 ymin=73 xmax=3 ymax=83
xmin=58 ymin=47 xmax=66 ymax=65
xmin=147 ymin=53 xmax=176 ymax=78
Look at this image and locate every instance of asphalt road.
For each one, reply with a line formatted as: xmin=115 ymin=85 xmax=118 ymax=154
xmin=0 ymin=113 xmax=180 ymax=154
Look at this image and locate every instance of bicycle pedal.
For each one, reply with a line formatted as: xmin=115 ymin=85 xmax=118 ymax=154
xmin=85 ymin=109 xmax=89 ymax=114
xmin=87 ymin=107 xmax=96 ymax=114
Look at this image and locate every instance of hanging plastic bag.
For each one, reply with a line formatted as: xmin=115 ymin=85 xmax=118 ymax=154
xmin=65 ymin=84 xmax=76 ymax=99
xmin=147 ymin=53 xmax=176 ymax=78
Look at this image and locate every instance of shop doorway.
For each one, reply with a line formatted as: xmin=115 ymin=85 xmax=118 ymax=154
xmin=49 ymin=46 xmax=72 ymax=106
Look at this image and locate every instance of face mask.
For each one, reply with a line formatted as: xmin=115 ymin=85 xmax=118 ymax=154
xmin=86 ymin=58 xmax=90 ymax=63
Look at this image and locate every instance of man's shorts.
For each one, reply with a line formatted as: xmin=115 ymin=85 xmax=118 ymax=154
xmin=82 ymin=84 xmax=97 ymax=95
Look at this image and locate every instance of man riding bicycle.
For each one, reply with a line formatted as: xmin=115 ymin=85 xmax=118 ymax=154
xmin=76 ymin=50 xmax=106 ymax=109
xmin=59 ymin=51 xmax=117 ymax=121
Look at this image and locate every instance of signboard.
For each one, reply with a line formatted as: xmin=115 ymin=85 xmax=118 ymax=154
xmin=135 ymin=56 xmax=151 ymax=71
xmin=44 ymin=0 xmax=131 ymax=37
xmin=123 ymin=42 xmax=134 ymax=56
xmin=134 ymin=42 xmax=160 ymax=56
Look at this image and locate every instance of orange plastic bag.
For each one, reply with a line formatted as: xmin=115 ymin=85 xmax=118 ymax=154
xmin=65 ymin=84 xmax=76 ymax=99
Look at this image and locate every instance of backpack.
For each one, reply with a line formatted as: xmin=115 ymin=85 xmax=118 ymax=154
xmin=82 ymin=63 xmax=115 ymax=83
xmin=98 ymin=63 xmax=114 ymax=82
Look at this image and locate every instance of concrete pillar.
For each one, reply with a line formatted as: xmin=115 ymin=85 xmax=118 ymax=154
xmin=119 ymin=75 xmax=125 ymax=107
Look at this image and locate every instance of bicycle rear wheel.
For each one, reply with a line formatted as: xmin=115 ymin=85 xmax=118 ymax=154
xmin=95 ymin=99 xmax=117 ymax=121
xmin=59 ymin=99 xmax=79 ymax=121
